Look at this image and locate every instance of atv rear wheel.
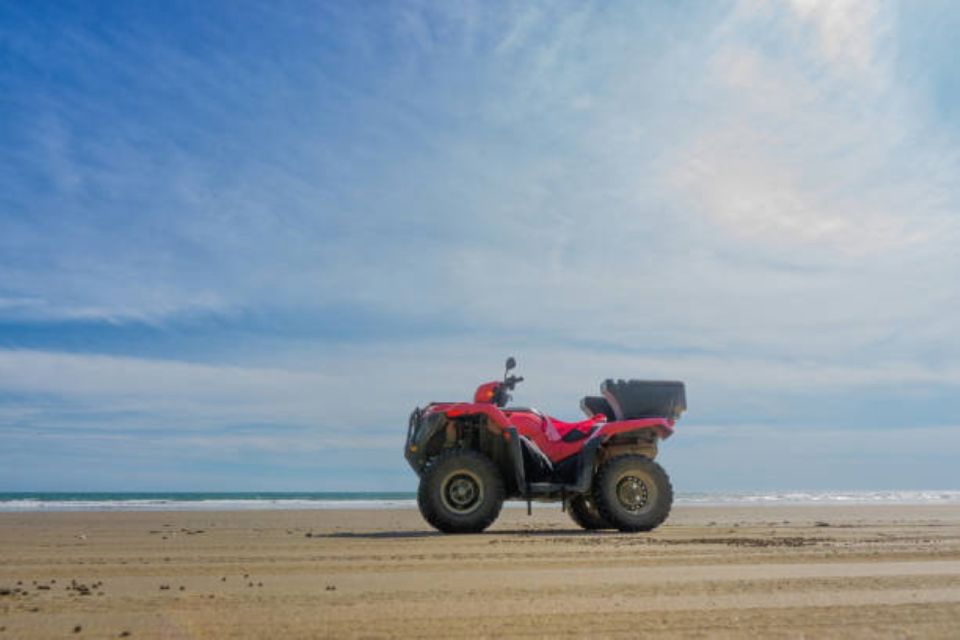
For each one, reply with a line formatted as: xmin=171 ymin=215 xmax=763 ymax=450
xmin=417 ymin=449 xmax=505 ymax=534
xmin=592 ymin=455 xmax=672 ymax=532
xmin=568 ymin=494 xmax=611 ymax=530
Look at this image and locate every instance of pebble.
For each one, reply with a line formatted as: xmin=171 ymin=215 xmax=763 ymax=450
xmin=73 ymin=625 xmax=82 ymax=633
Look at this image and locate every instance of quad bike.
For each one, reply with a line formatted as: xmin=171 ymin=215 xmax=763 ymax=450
xmin=404 ymin=358 xmax=686 ymax=533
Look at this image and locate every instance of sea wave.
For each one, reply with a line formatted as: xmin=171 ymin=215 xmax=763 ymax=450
xmin=675 ymin=491 xmax=960 ymax=506
xmin=2 ymin=490 xmax=959 ymax=512
xmin=0 ymin=498 xmax=419 ymax=512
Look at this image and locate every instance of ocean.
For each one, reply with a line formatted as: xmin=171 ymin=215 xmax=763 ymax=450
xmin=2 ymin=491 xmax=959 ymax=512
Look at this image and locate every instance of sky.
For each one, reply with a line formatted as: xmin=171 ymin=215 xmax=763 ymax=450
xmin=1 ymin=0 xmax=959 ymax=492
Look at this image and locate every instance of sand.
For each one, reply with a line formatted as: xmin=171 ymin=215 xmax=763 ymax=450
xmin=2 ymin=504 xmax=960 ymax=638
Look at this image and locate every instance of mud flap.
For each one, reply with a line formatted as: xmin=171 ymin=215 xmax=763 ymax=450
xmin=571 ymin=436 xmax=602 ymax=493
xmin=505 ymin=427 xmax=530 ymax=515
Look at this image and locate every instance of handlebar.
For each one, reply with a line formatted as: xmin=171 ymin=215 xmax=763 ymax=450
xmin=493 ymin=375 xmax=524 ymax=407
xmin=504 ymin=375 xmax=524 ymax=389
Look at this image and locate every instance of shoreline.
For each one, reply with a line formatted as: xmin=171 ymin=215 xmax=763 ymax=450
xmin=3 ymin=489 xmax=960 ymax=513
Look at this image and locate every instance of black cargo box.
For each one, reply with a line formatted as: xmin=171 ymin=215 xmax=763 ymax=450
xmin=601 ymin=379 xmax=686 ymax=421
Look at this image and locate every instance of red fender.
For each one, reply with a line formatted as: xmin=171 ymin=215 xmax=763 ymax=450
xmin=600 ymin=418 xmax=675 ymax=441
xmin=425 ymin=404 xmax=674 ymax=464
xmin=429 ymin=402 xmax=511 ymax=428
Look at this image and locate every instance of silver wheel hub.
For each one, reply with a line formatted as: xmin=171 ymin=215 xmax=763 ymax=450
xmin=440 ymin=471 xmax=483 ymax=515
xmin=616 ymin=475 xmax=650 ymax=512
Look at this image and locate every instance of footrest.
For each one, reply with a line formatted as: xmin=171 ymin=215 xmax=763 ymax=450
xmin=527 ymin=482 xmax=564 ymax=495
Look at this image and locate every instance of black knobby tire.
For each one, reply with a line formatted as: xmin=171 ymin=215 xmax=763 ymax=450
xmin=592 ymin=455 xmax=673 ymax=532
xmin=568 ymin=494 xmax=611 ymax=530
xmin=417 ymin=449 xmax=505 ymax=534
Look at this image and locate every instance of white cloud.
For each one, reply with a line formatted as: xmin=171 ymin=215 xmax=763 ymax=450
xmin=664 ymin=1 xmax=953 ymax=256
xmin=2 ymin=1 xmax=959 ymax=490
xmin=1 ymin=343 xmax=957 ymax=433
xmin=785 ymin=0 xmax=887 ymax=77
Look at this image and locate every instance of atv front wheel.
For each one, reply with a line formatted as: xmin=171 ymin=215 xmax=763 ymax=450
xmin=592 ymin=455 xmax=673 ymax=532
xmin=568 ymin=494 xmax=611 ymax=530
xmin=417 ymin=449 xmax=505 ymax=533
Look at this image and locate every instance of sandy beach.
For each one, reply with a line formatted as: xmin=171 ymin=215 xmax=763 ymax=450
xmin=2 ymin=504 xmax=959 ymax=638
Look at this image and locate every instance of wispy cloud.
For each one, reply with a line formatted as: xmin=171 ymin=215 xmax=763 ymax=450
xmin=1 ymin=1 xmax=958 ymax=489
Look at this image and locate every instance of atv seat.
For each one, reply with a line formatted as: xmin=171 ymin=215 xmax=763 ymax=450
xmin=580 ymin=396 xmax=616 ymax=421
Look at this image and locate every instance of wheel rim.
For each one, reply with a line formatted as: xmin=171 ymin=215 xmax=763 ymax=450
xmin=440 ymin=470 xmax=484 ymax=515
xmin=615 ymin=471 xmax=657 ymax=514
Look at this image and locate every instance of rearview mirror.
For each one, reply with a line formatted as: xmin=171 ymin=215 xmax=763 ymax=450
xmin=505 ymin=357 xmax=516 ymax=371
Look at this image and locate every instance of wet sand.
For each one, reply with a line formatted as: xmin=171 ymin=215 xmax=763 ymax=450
xmin=2 ymin=505 xmax=960 ymax=638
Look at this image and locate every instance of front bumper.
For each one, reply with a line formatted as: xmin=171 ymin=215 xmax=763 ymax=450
xmin=403 ymin=407 xmax=445 ymax=475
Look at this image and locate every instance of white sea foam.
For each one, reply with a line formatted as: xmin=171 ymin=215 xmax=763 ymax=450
xmin=2 ymin=491 xmax=959 ymax=512
xmin=675 ymin=491 xmax=960 ymax=506
xmin=0 ymin=499 xmax=418 ymax=512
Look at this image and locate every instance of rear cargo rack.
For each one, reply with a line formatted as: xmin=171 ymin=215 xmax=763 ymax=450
xmin=601 ymin=379 xmax=686 ymax=420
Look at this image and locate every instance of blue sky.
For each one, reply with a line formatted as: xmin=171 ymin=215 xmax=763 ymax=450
xmin=1 ymin=0 xmax=958 ymax=492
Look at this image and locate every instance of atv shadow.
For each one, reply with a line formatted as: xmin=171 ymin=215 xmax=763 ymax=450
xmin=317 ymin=528 xmax=618 ymax=539
xmin=318 ymin=531 xmax=443 ymax=539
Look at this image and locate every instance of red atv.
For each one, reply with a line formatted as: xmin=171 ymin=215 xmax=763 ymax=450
xmin=405 ymin=358 xmax=685 ymax=533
